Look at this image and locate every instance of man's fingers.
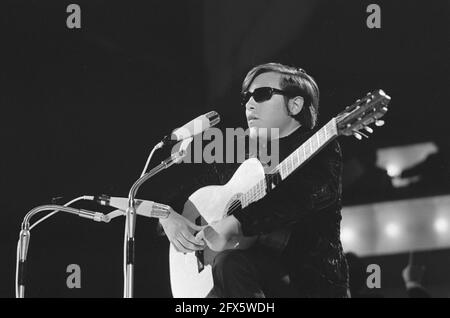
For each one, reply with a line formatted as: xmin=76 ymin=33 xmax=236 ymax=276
xmin=167 ymin=234 xmax=191 ymax=253
xmin=177 ymin=237 xmax=204 ymax=253
xmin=186 ymin=220 xmax=204 ymax=232
xmin=167 ymin=236 xmax=183 ymax=252
xmin=195 ymin=230 xmax=205 ymax=242
xmin=203 ymin=225 xmax=218 ymax=240
xmin=174 ymin=239 xmax=198 ymax=254
xmin=172 ymin=240 xmax=188 ymax=254
xmin=195 ymin=226 xmax=215 ymax=244
xmin=181 ymin=229 xmax=205 ymax=245
xmin=179 ymin=232 xmax=204 ymax=250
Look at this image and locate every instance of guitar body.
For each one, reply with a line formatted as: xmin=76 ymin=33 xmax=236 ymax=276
xmin=169 ymin=157 xmax=265 ymax=298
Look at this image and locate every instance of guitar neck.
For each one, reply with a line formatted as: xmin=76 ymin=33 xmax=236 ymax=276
xmin=274 ymin=117 xmax=338 ymax=181
xmin=240 ymin=118 xmax=338 ymax=208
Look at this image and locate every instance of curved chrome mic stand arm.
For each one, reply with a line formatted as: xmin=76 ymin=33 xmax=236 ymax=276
xmin=123 ymin=140 xmax=191 ymax=298
xmin=16 ymin=204 xmax=110 ymax=298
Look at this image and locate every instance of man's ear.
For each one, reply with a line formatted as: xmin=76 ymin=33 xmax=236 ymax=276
xmin=288 ymin=96 xmax=304 ymax=116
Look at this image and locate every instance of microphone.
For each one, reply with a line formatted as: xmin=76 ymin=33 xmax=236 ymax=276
xmin=161 ymin=111 xmax=220 ymax=145
xmin=93 ymin=195 xmax=171 ymax=219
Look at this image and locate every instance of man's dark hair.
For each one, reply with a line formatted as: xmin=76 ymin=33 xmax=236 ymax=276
xmin=242 ymin=62 xmax=320 ymax=129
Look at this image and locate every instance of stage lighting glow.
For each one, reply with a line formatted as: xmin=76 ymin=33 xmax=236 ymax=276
xmin=341 ymin=227 xmax=355 ymax=244
xmin=377 ymin=142 xmax=438 ymax=178
xmin=386 ymin=164 xmax=401 ymax=177
xmin=385 ymin=223 xmax=400 ymax=238
xmin=434 ymin=218 xmax=448 ymax=234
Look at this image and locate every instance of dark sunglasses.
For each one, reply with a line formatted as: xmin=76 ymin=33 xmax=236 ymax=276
xmin=241 ymin=87 xmax=291 ymax=107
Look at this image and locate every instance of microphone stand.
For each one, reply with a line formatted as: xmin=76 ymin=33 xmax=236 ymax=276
xmin=17 ymin=204 xmax=110 ymax=298
xmin=123 ymin=140 xmax=191 ymax=298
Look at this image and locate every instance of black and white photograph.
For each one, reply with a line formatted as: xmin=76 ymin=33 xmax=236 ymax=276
xmin=1 ymin=0 xmax=449 ymax=302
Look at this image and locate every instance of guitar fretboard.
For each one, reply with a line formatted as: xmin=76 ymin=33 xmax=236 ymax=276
xmin=240 ymin=118 xmax=338 ymax=209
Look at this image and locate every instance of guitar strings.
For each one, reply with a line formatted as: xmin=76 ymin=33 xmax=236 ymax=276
xmin=225 ymin=146 xmax=306 ymax=215
xmin=225 ymin=160 xmax=288 ymax=215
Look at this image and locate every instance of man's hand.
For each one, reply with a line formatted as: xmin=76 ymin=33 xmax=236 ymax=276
xmin=196 ymin=216 xmax=242 ymax=252
xmin=159 ymin=207 xmax=205 ymax=253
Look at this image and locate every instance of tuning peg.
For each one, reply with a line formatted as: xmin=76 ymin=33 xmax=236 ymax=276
xmin=375 ymin=120 xmax=385 ymax=127
xmin=356 ymin=130 xmax=369 ymax=138
xmin=364 ymin=126 xmax=374 ymax=133
xmin=353 ymin=130 xmax=369 ymax=140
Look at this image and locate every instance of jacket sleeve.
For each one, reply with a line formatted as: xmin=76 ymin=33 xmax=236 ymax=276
xmin=232 ymin=140 xmax=343 ymax=236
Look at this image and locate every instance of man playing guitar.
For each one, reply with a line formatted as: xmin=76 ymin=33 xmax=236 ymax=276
xmin=159 ymin=62 xmax=350 ymax=298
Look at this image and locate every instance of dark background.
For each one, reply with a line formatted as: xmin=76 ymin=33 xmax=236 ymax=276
xmin=1 ymin=0 xmax=448 ymax=297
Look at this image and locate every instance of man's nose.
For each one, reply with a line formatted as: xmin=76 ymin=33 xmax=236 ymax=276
xmin=245 ymin=98 xmax=256 ymax=111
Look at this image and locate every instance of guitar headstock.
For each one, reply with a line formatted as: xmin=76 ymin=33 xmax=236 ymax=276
xmin=336 ymin=89 xmax=390 ymax=140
